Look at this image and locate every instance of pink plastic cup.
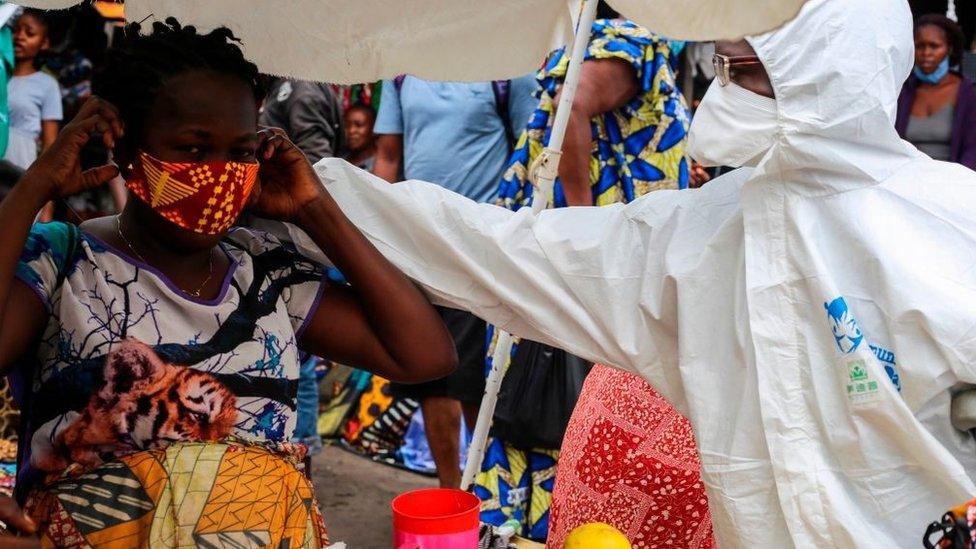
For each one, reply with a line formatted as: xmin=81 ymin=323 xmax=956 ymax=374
xmin=392 ymin=488 xmax=480 ymax=549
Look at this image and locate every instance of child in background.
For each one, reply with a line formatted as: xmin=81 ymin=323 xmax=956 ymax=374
xmin=5 ymin=9 xmax=60 ymax=171
xmin=6 ymin=9 xmax=61 ymax=222
xmin=343 ymin=104 xmax=376 ymax=171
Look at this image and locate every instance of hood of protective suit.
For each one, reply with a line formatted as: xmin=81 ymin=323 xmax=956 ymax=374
xmin=744 ymin=0 xmax=918 ymax=191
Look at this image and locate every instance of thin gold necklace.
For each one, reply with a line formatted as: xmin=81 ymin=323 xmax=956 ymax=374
xmin=116 ymin=215 xmax=215 ymax=298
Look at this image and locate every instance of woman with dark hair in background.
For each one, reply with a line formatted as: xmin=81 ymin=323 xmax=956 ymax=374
xmin=896 ymin=14 xmax=976 ymax=170
xmin=343 ymin=104 xmax=377 ymax=172
xmin=7 ymin=9 xmax=62 ymax=224
xmin=5 ymin=9 xmax=60 ymax=173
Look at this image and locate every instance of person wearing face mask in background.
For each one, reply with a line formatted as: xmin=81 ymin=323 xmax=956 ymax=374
xmin=314 ymin=0 xmax=976 ymax=544
xmin=895 ymin=14 xmax=976 ymax=171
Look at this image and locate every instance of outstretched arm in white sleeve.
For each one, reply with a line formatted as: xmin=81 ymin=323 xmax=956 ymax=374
xmin=317 ymin=158 xmax=694 ymax=404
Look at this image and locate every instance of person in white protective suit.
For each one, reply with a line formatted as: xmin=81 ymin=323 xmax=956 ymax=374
xmin=309 ymin=0 xmax=976 ymax=545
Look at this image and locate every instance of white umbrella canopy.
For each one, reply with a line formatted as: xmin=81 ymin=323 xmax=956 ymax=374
xmin=611 ymin=0 xmax=812 ymax=41
xmin=21 ymin=0 xmax=808 ymax=84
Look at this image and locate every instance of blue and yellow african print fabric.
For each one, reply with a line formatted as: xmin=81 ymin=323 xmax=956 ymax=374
xmin=475 ymin=439 xmax=559 ymax=541
xmin=496 ymin=19 xmax=691 ymax=209
xmin=477 ymin=19 xmax=691 ymax=542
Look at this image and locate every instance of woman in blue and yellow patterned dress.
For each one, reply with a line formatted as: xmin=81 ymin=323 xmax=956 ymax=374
xmin=474 ymin=8 xmax=714 ymax=547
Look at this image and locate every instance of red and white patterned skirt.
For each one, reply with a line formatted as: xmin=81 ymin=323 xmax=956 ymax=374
xmin=548 ymin=365 xmax=715 ymax=548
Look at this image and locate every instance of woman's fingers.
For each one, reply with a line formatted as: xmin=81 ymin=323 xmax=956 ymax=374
xmin=94 ymin=120 xmax=113 ymax=149
xmin=93 ymin=99 xmax=124 ymax=138
xmin=264 ymin=136 xmax=283 ymax=160
xmin=0 ymin=497 xmax=36 ymax=535
xmin=262 ymin=135 xmax=284 ymax=161
xmin=70 ymin=97 xmax=124 ymax=146
xmin=62 ymin=115 xmax=105 ymax=151
xmin=77 ymin=97 xmax=122 ymax=130
xmin=257 ymin=127 xmax=291 ymax=160
xmin=80 ymin=164 xmax=122 ymax=190
xmin=65 ymin=112 xmax=119 ymax=150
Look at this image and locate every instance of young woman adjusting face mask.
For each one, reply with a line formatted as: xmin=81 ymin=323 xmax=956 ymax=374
xmin=0 ymin=19 xmax=456 ymax=546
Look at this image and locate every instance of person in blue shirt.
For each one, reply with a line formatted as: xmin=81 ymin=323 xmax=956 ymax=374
xmin=372 ymin=75 xmax=536 ymax=488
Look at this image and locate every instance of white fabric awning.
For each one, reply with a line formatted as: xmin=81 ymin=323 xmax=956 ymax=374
xmin=609 ymin=0 xmax=813 ymax=41
xmin=21 ymin=0 xmax=808 ymax=84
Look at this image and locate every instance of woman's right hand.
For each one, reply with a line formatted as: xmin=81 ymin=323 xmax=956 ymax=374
xmin=0 ymin=495 xmax=39 ymax=547
xmin=21 ymin=96 xmax=125 ymax=202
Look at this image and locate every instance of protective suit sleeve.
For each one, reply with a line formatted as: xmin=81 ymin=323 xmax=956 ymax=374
xmin=316 ymin=158 xmax=687 ymax=406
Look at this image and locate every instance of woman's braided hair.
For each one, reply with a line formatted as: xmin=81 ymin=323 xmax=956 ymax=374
xmin=92 ymin=18 xmax=265 ymax=169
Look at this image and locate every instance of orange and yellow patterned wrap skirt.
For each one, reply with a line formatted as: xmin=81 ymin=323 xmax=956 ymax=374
xmin=24 ymin=441 xmax=328 ymax=548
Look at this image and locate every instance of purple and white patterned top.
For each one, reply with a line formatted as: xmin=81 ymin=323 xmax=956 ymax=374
xmin=13 ymin=222 xmax=327 ymax=494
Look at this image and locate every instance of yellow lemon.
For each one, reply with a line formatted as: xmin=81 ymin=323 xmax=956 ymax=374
xmin=563 ymin=522 xmax=631 ymax=549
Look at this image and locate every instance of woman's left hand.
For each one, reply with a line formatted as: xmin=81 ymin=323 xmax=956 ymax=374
xmin=250 ymin=128 xmax=328 ymax=223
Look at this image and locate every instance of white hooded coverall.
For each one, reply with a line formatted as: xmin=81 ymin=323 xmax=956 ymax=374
xmin=312 ymin=0 xmax=976 ymax=545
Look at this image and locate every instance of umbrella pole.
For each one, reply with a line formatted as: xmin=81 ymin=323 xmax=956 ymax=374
xmin=460 ymin=330 xmax=514 ymax=490
xmin=460 ymin=0 xmax=599 ymax=493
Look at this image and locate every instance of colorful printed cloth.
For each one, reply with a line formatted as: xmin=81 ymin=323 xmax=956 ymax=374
xmin=0 ymin=462 xmax=16 ymax=498
xmin=331 ymin=82 xmax=381 ymax=114
xmin=24 ymin=440 xmax=328 ymax=548
xmin=496 ymin=18 xmax=691 ymax=209
xmin=354 ymin=397 xmax=418 ymax=459
xmin=548 ymin=366 xmax=713 ymax=548
xmin=12 ymin=222 xmax=326 ymax=498
xmin=316 ymin=363 xmax=370 ymax=439
xmin=0 ymin=377 xmax=17 ymax=498
xmin=0 ymin=377 xmax=18 ymax=444
xmin=343 ymin=374 xmax=394 ymax=443
xmin=478 ymin=19 xmax=692 ymax=542
xmin=340 ymin=373 xmax=419 ymax=467
xmin=924 ymin=497 xmax=976 ymax=548
xmin=475 ymin=439 xmax=559 ymax=541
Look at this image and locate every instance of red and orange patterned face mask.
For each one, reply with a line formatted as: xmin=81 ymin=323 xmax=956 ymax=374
xmin=125 ymin=151 xmax=259 ymax=235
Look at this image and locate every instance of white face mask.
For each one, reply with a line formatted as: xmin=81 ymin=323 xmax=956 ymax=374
xmin=687 ymin=81 xmax=779 ymax=168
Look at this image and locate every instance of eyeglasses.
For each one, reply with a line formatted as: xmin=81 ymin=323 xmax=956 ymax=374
xmin=713 ymin=53 xmax=763 ymax=87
